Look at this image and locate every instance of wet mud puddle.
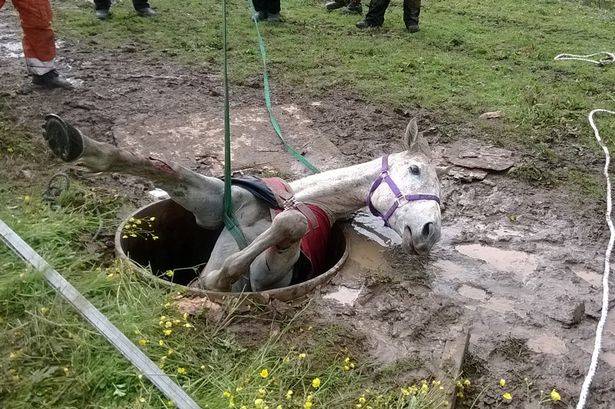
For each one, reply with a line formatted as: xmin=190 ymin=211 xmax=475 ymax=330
xmin=455 ymin=243 xmax=538 ymax=282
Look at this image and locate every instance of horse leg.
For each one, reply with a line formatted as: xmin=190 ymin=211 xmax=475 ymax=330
xmin=43 ymin=115 xmax=224 ymax=229
xmin=192 ymin=209 xmax=308 ymax=291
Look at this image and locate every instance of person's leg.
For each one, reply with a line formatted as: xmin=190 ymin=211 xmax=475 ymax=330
xmin=266 ymin=0 xmax=281 ymax=21
xmin=403 ymin=0 xmax=420 ymax=32
xmin=93 ymin=0 xmax=111 ymax=10
xmin=12 ymin=0 xmax=71 ymax=88
xmin=357 ymin=0 xmax=389 ymax=27
xmin=93 ymin=0 xmax=111 ymax=20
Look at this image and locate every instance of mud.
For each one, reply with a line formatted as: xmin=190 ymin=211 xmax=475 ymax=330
xmin=1 ymin=5 xmax=614 ymax=408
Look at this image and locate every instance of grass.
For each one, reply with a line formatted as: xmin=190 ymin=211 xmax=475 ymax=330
xmin=0 ymin=117 xmax=447 ymax=406
xmin=55 ymin=0 xmax=615 ymax=189
xmin=0 ymin=168 xmax=448 ymax=408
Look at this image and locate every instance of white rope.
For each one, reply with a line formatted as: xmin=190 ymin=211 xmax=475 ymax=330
xmin=554 ymin=52 xmax=615 ymax=66
xmin=576 ymin=109 xmax=615 ymax=409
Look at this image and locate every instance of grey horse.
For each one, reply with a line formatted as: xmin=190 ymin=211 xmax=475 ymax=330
xmin=42 ymin=115 xmax=441 ymax=292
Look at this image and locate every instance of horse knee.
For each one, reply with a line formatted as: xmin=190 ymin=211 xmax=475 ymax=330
xmin=272 ymin=210 xmax=308 ymax=242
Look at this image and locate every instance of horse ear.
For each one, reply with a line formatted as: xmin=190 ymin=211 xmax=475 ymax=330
xmin=404 ymin=118 xmax=419 ymax=151
xmin=404 ymin=118 xmax=433 ymax=158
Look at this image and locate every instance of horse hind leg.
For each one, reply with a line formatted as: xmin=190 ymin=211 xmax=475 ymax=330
xmin=42 ymin=114 xmax=225 ymax=229
xmin=193 ymin=209 xmax=308 ymax=292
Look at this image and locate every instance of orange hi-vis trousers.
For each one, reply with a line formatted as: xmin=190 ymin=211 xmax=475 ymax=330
xmin=0 ymin=0 xmax=56 ymax=75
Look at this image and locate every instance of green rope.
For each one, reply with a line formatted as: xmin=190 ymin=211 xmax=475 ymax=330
xmin=247 ymin=2 xmax=321 ymax=174
xmin=222 ymin=0 xmax=248 ymax=249
xmin=220 ymin=1 xmax=322 ymax=249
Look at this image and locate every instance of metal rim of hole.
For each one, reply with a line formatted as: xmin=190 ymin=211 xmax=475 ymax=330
xmin=114 ymin=199 xmax=349 ymax=303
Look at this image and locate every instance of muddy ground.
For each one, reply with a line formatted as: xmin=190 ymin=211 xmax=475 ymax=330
xmin=1 ymin=6 xmax=614 ymax=408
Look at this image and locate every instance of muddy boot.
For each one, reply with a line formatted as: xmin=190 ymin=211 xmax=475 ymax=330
xmin=341 ymin=0 xmax=362 ymax=14
xmin=404 ymin=0 xmax=420 ymax=32
xmin=356 ymin=19 xmax=380 ymax=29
xmin=136 ymin=7 xmax=157 ymax=17
xmin=32 ymin=70 xmax=74 ymax=90
xmin=267 ymin=13 xmax=281 ymax=22
xmin=252 ymin=10 xmax=268 ymax=21
xmin=325 ymin=0 xmax=347 ymax=11
xmin=43 ymin=115 xmax=85 ymax=162
xmin=95 ymin=8 xmax=110 ymax=20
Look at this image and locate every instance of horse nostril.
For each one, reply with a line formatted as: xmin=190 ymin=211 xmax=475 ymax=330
xmin=421 ymin=222 xmax=433 ymax=238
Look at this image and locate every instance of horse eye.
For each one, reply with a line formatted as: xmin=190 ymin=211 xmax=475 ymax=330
xmin=409 ymin=165 xmax=420 ymax=175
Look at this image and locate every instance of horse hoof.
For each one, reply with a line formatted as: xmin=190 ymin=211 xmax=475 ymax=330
xmin=43 ymin=114 xmax=84 ymax=162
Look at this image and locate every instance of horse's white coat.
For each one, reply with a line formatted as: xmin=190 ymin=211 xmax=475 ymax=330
xmin=56 ymin=118 xmax=441 ymax=292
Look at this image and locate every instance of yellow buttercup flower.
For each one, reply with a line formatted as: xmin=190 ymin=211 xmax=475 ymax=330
xmin=158 ymin=340 xmax=165 ymax=346
xmin=285 ymin=390 xmax=293 ymax=400
xmin=312 ymin=378 xmax=321 ymax=388
xmin=298 ymin=353 xmax=307 ymax=360
xmin=259 ymin=368 xmax=269 ymax=378
xmin=223 ymin=391 xmax=232 ymax=398
xmin=502 ymin=392 xmax=512 ymax=401
xmin=138 ymin=339 xmax=148 ymax=346
xmin=550 ymin=389 xmax=561 ymax=401
xmin=304 ymin=402 xmax=312 ymax=409
xmin=163 ymin=329 xmax=172 ymax=336
xmin=499 ymin=378 xmax=506 ymax=387
xmin=177 ymin=367 xmax=187 ymax=375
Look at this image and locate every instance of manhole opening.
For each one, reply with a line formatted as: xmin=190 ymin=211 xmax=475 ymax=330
xmin=116 ymin=200 xmax=346 ymax=291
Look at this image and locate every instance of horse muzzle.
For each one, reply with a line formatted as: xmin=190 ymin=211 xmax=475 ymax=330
xmin=403 ymin=223 xmax=440 ymax=256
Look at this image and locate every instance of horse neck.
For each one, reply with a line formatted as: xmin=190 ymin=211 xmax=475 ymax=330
xmin=289 ymin=157 xmax=382 ymax=220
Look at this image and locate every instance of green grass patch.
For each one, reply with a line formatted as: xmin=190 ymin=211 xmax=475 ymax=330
xmin=0 ymin=190 xmax=447 ymax=408
xmin=56 ymin=0 xmax=615 ymax=158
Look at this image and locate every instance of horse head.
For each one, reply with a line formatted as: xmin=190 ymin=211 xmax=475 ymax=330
xmin=367 ymin=118 xmax=442 ymax=255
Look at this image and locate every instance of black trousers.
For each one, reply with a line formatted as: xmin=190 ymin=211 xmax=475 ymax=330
xmin=253 ymin=0 xmax=280 ymax=14
xmin=94 ymin=0 xmax=150 ymax=11
xmin=365 ymin=0 xmax=420 ymax=27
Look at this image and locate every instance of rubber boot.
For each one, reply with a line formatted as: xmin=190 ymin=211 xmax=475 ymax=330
xmin=325 ymin=0 xmax=347 ymax=11
xmin=342 ymin=0 xmax=362 ymax=14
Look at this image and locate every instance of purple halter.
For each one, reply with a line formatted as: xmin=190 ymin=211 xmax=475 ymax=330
xmin=366 ymin=155 xmax=441 ymax=227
